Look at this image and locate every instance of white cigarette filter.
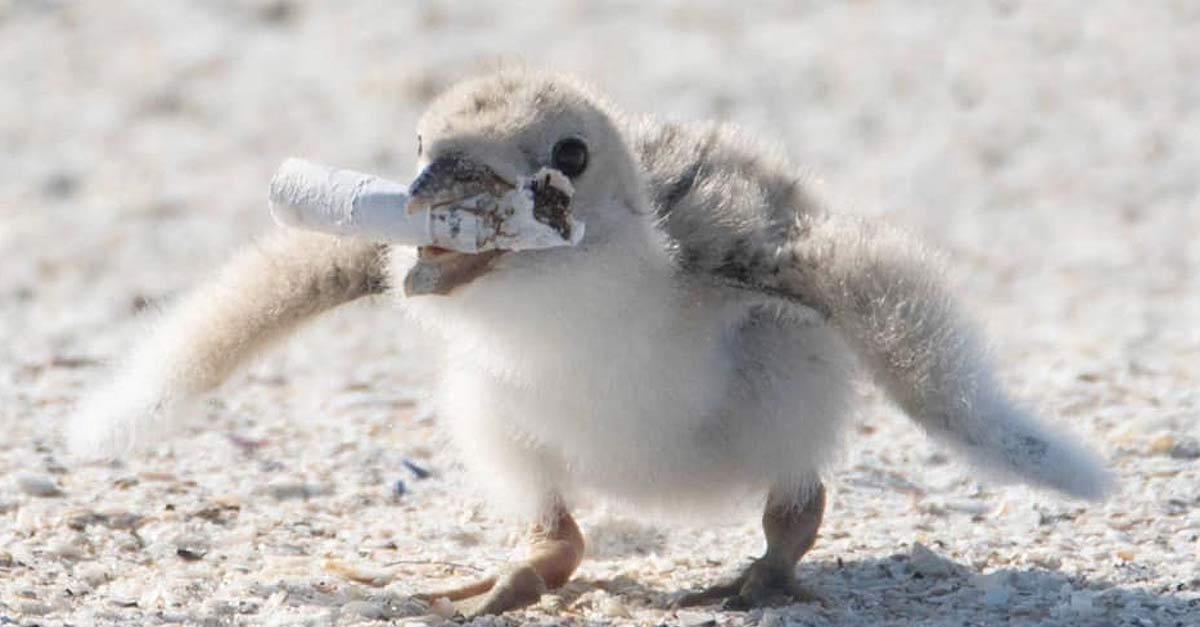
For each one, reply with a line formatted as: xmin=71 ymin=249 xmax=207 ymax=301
xmin=268 ymin=158 xmax=584 ymax=253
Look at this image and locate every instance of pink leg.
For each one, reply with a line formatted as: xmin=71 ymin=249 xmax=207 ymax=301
xmin=675 ymin=483 xmax=826 ymax=609
xmin=417 ymin=504 xmax=585 ymax=617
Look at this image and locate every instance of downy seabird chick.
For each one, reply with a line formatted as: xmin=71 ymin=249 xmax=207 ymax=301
xmin=68 ymin=70 xmax=1113 ymax=617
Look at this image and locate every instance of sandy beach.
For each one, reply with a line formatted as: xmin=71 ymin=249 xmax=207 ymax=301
xmin=2 ymin=2 xmax=1198 ymax=625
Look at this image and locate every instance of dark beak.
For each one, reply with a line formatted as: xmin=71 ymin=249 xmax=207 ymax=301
xmin=403 ymin=155 xmax=511 ymax=297
xmin=406 ymin=153 xmax=513 ymax=211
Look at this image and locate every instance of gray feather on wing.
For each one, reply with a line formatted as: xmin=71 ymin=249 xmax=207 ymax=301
xmin=626 ymin=117 xmax=828 ymax=315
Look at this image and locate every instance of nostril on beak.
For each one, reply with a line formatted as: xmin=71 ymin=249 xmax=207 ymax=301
xmin=408 ymin=155 xmax=461 ymax=200
xmin=407 ymin=154 xmax=510 ymax=203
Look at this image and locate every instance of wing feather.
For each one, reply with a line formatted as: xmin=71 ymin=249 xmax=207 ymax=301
xmin=629 ymin=119 xmax=1111 ymax=500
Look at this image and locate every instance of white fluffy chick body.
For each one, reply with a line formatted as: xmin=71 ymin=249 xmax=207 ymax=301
xmin=68 ymin=70 xmax=1114 ymax=615
xmin=70 ymin=69 xmax=1108 ymax=506
xmin=70 ymin=69 xmax=1110 ymax=530
xmin=398 ymin=208 xmax=850 ymax=517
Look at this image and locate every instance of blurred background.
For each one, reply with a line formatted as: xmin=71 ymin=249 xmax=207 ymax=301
xmin=1 ymin=1 xmax=1198 ymax=625
xmin=4 ymin=1 xmax=1198 ymax=368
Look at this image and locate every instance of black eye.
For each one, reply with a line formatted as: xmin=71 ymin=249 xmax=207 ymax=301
xmin=551 ymin=137 xmax=588 ymax=178
xmin=416 ymin=134 xmax=423 ymax=157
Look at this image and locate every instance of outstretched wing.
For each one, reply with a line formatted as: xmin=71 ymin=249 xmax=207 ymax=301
xmin=629 ymin=118 xmax=822 ymax=294
xmin=629 ymin=118 xmax=1112 ymax=500
xmin=69 ymin=232 xmax=387 ymax=458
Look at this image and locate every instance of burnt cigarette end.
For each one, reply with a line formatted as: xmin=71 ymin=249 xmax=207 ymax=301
xmin=531 ymin=173 xmax=575 ymax=240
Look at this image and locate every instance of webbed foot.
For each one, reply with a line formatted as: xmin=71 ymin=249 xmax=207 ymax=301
xmin=673 ymin=558 xmax=822 ymax=610
xmin=415 ymin=504 xmax=583 ymax=617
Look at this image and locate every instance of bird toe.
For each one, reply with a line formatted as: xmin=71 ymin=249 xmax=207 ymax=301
xmin=674 ymin=559 xmax=824 ymax=610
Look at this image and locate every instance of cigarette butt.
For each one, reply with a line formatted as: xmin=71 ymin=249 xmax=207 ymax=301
xmin=268 ymin=158 xmax=584 ymax=253
xmin=269 ymin=158 xmax=430 ymax=244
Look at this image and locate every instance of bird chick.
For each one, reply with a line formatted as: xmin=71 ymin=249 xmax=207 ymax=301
xmin=68 ymin=70 xmax=1112 ymax=617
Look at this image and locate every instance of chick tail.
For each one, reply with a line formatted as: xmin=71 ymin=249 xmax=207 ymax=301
xmin=766 ymin=214 xmax=1113 ymax=500
xmin=67 ymin=230 xmax=387 ymax=459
